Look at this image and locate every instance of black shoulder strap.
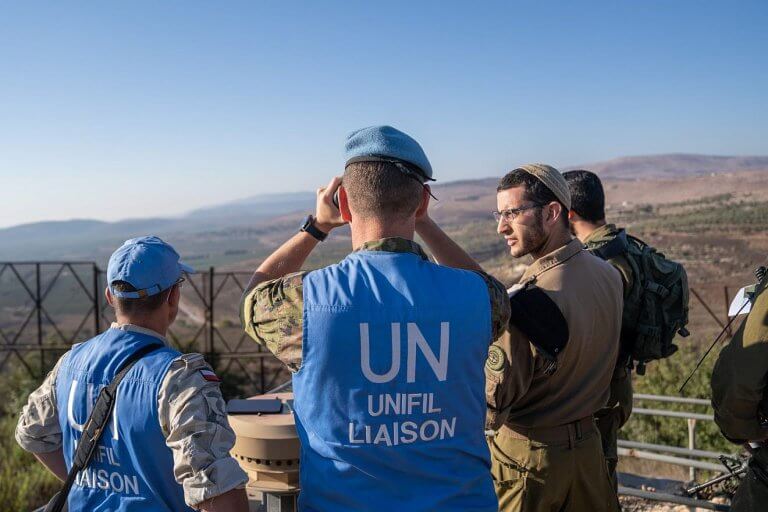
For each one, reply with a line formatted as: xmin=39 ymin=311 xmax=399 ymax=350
xmin=44 ymin=343 xmax=163 ymax=512
xmin=508 ymin=284 xmax=569 ymax=374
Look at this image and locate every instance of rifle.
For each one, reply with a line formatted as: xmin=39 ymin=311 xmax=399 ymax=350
xmin=679 ymin=266 xmax=766 ymax=394
xmin=685 ymin=441 xmax=768 ymax=498
xmin=685 ymin=454 xmax=748 ymax=497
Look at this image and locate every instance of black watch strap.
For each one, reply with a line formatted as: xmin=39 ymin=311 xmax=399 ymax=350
xmin=301 ymin=215 xmax=328 ymax=242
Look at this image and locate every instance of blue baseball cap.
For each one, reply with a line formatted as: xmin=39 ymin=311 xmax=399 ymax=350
xmin=345 ymin=125 xmax=434 ymax=182
xmin=107 ymin=236 xmax=194 ymax=299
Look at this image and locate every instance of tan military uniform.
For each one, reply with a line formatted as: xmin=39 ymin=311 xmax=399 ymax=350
xmin=487 ymin=238 xmax=623 ymax=512
xmin=15 ymin=323 xmax=248 ymax=509
xmin=241 ymin=237 xmax=511 ymax=371
xmin=712 ymin=279 xmax=768 ymax=511
xmin=584 ymin=223 xmax=635 ymax=490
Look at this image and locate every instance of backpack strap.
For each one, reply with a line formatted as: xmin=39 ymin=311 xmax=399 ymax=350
xmin=44 ymin=342 xmax=163 ymax=512
xmin=590 ymin=229 xmax=630 ymax=261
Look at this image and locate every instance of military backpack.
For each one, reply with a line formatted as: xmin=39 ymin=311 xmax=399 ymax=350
xmin=588 ymin=228 xmax=690 ymax=375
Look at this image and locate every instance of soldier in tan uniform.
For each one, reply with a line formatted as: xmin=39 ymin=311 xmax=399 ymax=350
xmin=711 ymin=275 xmax=768 ymax=511
xmin=16 ymin=237 xmax=248 ymax=512
xmin=564 ymin=169 xmax=634 ymax=490
xmin=487 ymin=164 xmax=623 ymax=512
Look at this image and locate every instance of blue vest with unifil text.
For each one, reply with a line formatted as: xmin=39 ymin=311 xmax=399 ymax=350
xmin=293 ymin=248 xmax=497 ymax=511
xmin=55 ymin=328 xmax=193 ymax=512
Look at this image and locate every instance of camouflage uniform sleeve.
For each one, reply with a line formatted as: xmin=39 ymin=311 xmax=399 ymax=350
xmin=240 ymin=271 xmax=306 ymax=372
xmin=158 ymin=354 xmax=249 ymax=509
xmin=711 ymin=282 xmax=768 ymax=443
xmin=15 ymin=351 xmax=69 ymax=453
xmin=485 ymin=325 xmax=535 ymax=430
xmin=471 ymin=271 xmax=512 ymax=342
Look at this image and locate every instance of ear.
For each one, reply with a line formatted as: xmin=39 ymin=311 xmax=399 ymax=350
xmin=415 ymin=185 xmax=431 ymax=218
xmin=105 ymin=287 xmax=115 ymax=307
xmin=339 ymin=185 xmax=352 ymax=223
xmin=168 ymin=284 xmax=181 ymax=307
xmin=545 ymin=202 xmax=564 ymax=226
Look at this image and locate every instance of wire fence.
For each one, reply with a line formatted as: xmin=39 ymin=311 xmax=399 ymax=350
xmin=0 ymin=262 xmax=288 ymax=395
xmin=0 ymin=260 xmax=747 ymax=394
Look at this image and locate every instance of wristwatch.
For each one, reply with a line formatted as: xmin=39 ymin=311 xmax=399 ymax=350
xmin=300 ymin=215 xmax=328 ymax=242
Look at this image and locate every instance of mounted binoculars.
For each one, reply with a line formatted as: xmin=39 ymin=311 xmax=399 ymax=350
xmin=228 ymin=392 xmax=300 ymax=512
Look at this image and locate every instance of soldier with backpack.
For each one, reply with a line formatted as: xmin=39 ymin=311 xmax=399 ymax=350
xmin=563 ymin=169 xmax=690 ymax=489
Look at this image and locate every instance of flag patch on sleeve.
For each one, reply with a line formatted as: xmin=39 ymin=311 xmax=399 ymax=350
xmin=199 ymin=369 xmax=221 ymax=382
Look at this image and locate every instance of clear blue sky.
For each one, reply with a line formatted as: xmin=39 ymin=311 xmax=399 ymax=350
xmin=1 ymin=1 xmax=766 ymax=228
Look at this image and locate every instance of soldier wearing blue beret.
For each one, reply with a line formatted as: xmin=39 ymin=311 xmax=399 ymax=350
xmin=241 ymin=125 xmax=510 ymax=511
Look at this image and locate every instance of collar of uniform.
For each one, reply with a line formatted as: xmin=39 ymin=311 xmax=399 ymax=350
xmin=582 ymin=223 xmax=619 ymax=246
xmin=521 ymin=238 xmax=583 ymax=283
xmin=110 ymin=322 xmax=169 ymax=346
xmin=354 ymin=237 xmax=429 ymax=260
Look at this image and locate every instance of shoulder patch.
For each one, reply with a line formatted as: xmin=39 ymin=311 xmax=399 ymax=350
xmin=486 ymin=345 xmax=506 ymax=372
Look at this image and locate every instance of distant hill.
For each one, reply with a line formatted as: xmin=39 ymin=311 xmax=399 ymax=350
xmin=186 ymin=191 xmax=315 ymax=221
xmin=0 ymin=193 xmax=315 ymax=261
xmin=2 ymin=153 xmax=766 ymax=263
xmin=566 ymin=154 xmax=768 ymax=179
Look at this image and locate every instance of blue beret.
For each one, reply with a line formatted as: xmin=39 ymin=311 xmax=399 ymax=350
xmin=345 ymin=125 xmax=434 ymax=181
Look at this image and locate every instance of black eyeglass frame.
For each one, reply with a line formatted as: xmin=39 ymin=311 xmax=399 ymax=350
xmin=492 ymin=203 xmax=545 ymax=223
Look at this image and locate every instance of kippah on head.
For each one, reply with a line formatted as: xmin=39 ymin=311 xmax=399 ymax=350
xmin=345 ymin=125 xmax=433 ymax=182
xmin=515 ymin=163 xmax=571 ymax=210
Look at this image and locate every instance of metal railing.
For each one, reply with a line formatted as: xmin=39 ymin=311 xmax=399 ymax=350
xmin=625 ymin=393 xmax=730 ymax=477
xmin=618 ymin=393 xmax=741 ymax=510
xmin=619 ymin=486 xmax=729 ymax=511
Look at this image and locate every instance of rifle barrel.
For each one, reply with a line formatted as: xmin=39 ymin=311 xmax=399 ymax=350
xmin=685 ymin=466 xmax=747 ymax=496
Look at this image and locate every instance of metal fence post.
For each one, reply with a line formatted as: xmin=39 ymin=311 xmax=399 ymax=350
xmin=93 ymin=264 xmax=101 ymax=335
xmin=35 ymin=263 xmax=43 ymax=376
xmin=687 ymin=418 xmax=697 ymax=482
xmin=209 ymin=267 xmax=215 ymax=360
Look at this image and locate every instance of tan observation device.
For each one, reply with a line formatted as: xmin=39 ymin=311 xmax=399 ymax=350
xmin=228 ymin=391 xmax=300 ymax=512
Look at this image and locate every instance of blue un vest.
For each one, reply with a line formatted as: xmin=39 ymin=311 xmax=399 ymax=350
xmin=55 ymin=328 xmax=193 ymax=512
xmin=293 ymin=248 xmax=498 ymax=511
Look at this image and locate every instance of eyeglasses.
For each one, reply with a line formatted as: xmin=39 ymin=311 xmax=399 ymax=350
xmin=492 ymin=204 xmax=544 ymax=223
xmin=174 ymin=277 xmax=185 ymax=290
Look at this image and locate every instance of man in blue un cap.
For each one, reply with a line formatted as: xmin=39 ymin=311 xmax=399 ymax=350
xmin=241 ymin=126 xmax=511 ymax=511
xmin=16 ymin=236 xmax=249 ymax=512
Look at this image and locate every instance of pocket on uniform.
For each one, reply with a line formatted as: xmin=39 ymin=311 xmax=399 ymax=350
xmin=203 ymin=390 xmax=226 ymax=420
xmin=489 ymin=437 xmax=532 ymax=487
